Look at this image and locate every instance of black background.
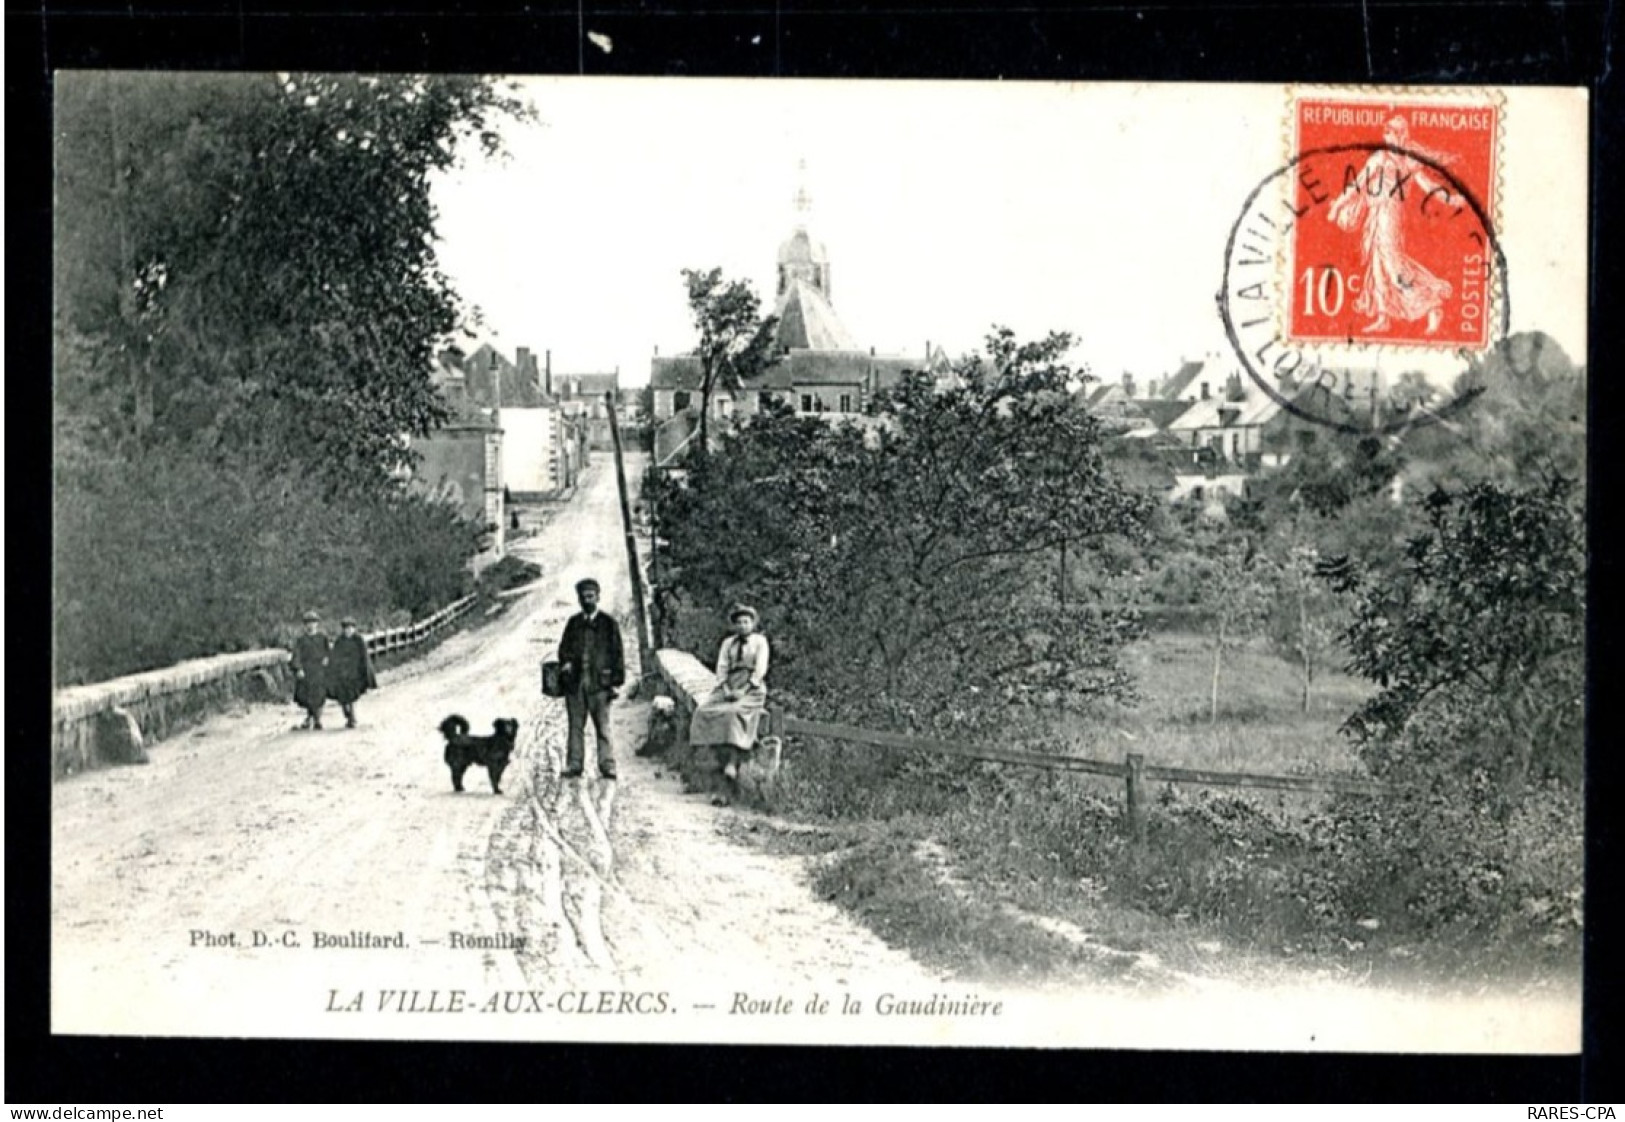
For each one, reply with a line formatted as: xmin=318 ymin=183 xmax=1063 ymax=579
xmin=8 ymin=0 xmax=1619 ymax=1104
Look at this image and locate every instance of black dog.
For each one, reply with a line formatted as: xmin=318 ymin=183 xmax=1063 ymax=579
xmin=440 ymin=714 xmax=519 ymax=794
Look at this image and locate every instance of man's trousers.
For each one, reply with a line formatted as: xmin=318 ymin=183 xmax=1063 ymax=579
xmin=565 ymin=689 xmax=615 ymax=773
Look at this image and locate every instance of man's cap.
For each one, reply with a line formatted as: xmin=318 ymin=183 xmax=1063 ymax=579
xmin=729 ymin=603 xmax=759 ymax=624
xmin=302 ymin=610 xmax=321 ymax=622
xmin=340 ymin=616 xmax=357 ymax=626
xmin=575 ymin=578 xmax=601 ymax=594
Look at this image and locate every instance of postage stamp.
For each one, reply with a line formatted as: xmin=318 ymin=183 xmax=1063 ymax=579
xmin=1218 ymin=88 xmax=1511 ymax=436
xmin=1286 ymin=92 xmax=1503 ymax=350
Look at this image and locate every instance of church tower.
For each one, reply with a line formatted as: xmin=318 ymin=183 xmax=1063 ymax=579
xmin=776 ymin=160 xmax=832 ymax=301
xmin=772 ymin=159 xmax=855 ymax=352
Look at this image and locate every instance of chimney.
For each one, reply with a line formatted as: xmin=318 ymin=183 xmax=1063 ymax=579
xmin=1147 ymin=377 xmax=1159 ymax=398
xmin=1342 ymin=369 xmax=1354 ymax=399
xmin=870 ymin=345 xmax=875 ymax=357
xmin=1200 ymin=381 xmax=1211 ymax=400
xmin=1123 ymin=372 xmax=1136 ymax=398
xmin=545 ymin=350 xmax=553 ymax=398
xmin=516 ymin=347 xmax=534 ymax=401
xmin=1226 ymin=372 xmax=1244 ymax=401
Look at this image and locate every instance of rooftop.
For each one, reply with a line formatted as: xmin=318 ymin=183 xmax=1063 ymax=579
xmin=774 ymin=279 xmax=857 ymax=351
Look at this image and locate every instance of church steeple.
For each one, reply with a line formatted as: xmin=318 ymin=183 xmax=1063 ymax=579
xmin=777 ymin=158 xmax=831 ymax=301
xmin=792 ymin=158 xmax=812 ymax=228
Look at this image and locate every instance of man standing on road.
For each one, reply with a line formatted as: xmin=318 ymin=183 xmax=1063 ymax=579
xmin=557 ymin=578 xmax=626 ymax=780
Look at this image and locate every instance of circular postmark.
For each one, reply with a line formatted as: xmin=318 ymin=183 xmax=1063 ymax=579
xmin=1218 ymin=142 xmax=1509 ymax=438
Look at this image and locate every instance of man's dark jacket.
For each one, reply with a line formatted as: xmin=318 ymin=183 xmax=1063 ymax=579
xmin=557 ymin=611 xmax=626 ymax=696
xmin=290 ymin=633 xmax=331 ymax=709
xmin=326 ymin=633 xmax=377 ymax=705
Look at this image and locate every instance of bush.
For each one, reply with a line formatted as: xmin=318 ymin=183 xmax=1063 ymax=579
xmin=54 ymin=446 xmax=481 ymax=683
xmin=476 ymin=555 xmax=543 ymax=596
xmin=653 ymin=329 xmax=1154 ymax=734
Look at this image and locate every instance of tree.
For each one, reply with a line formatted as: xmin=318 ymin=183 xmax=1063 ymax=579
xmin=1335 ymin=477 xmax=1584 ymax=813
xmin=1400 ymin=331 xmax=1586 ymax=496
xmin=652 ymin=328 xmax=1155 ymax=733
xmin=1264 ymin=531 xmax=1346 ymax=713
xmin=679 ymin=268 xmax=781 ymax=456
xmin=51 ymin=72 xmax=520 ymax=681
xmin=54 ymin=72 xmax=530 ymax=492
xmin=1200 ymin=535 xmax=1276 ymax=724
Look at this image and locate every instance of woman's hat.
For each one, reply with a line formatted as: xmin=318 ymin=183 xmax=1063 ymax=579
xmin=729 ymin=603 xmax=759 ymax=624
xmin=302 ymin=610 xmax=321 ymax=623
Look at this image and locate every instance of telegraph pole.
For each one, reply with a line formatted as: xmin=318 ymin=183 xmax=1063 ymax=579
xmin=606 ymin=392 xmax=656 ymax=684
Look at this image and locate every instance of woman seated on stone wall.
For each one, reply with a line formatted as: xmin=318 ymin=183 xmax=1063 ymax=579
xmin=688 ymin=604 xmax=770 ymax=806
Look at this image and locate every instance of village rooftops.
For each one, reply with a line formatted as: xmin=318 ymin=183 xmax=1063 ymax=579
xmin=650 ymin=349 xmax=920 ymax=394
xmin=1156 ymin=359 xmax=1206 ymax=400
xmin=1165 ymin=385 xmax=1283 ymax=433
xmin=551 ymin=371 xmax=620 ymax=399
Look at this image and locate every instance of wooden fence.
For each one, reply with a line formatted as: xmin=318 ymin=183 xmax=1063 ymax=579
xmin=770 ymin=710 xmax=1387 ymax=840
xmin=366 ymin=593 xmax=479 ymax=657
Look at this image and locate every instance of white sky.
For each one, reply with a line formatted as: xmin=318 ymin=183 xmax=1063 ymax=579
xmin=431 ymin=79 xmax=1589 ymax=388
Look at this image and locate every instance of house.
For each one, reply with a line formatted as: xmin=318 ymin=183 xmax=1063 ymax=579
xmin=1083 ymin=357 xmax=1242 ymax=437
xmin=438 ymin=344 xmax=589 ymax=500
xmin=408 ymin=362 xmax=505 ymax=567
xmin=461 ymin=343 xmax=550 ymax=408
xmin=1157 ymin=367 xmax=1382 ymax=503
xmin=549 ymin=369 xmax=622 ymax=450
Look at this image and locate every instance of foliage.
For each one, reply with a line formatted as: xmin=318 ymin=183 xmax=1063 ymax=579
xmin=1142 ymin=527 xmax=1277 ymax=722
xmin=1261 ymin=511 xmax=1351 ymax=713
xmin=1334 ymin=477 xmax=1585 ymax=810
xmin=54 ymin=72 xmax=530 ymax=494
xmin=1400 ymin=331 xmax=1586 ymax=494
xmin=653 ymin=328 xmax=1155 ymax=733
xmin=54 ymin=446 xmax=480 ymax=684
xmin=476 ymin=555 xmax=544 ymax=597
xmin=1246 ymin=430 xmax=1406 ymax=524
xmin=1197 ymin=536 xmax=1277 ymax=724
xmin=678 ymin=267 xmax=781 ymax=456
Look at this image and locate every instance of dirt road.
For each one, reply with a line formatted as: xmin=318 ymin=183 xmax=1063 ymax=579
xmin=52 ymin=454 xmax=940 ymax=1042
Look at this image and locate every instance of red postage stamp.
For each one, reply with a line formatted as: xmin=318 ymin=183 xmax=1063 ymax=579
xmin=1286 ymin=94 xmax=1501 ymax=349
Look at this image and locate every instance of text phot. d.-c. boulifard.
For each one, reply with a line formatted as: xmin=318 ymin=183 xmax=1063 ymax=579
xmin=555 ymin=577 xmax=626 ymax=780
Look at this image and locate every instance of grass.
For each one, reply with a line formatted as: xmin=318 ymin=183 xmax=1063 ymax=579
xmin=747 ymin=627 xmax=1581 ymax=991
xmin=1064 ymin=631 xmax=1371 ymax=777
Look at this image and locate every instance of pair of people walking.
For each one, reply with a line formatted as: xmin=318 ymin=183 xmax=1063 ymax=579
xmin=290 ymin=610 xmax=377 ymax=730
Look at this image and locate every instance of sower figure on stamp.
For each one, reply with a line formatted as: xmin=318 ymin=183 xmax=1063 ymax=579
xmin=557 ymin=578 xmax=626 ymax=780
xmin=326 ymin=616 xmax=377 ymax=729
xmin=1326 ymin=115 xmax=1455 ymax=336
xmin=290 ymin=610 xmax=331 ymax=731
xmin=688 ymin=604 xmax=770 ymax=807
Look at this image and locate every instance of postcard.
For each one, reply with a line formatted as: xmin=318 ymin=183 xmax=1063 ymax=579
xmin=51 ymin=77 xmax=1587 ymax=1051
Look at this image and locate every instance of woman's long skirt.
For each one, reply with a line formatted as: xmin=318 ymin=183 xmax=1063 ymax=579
xmin=688 ymin=682 xmax=766 ymax=749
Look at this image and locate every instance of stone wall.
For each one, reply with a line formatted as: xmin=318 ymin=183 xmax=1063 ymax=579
xmin=52 ymin=650 xmax=292 ymax=779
